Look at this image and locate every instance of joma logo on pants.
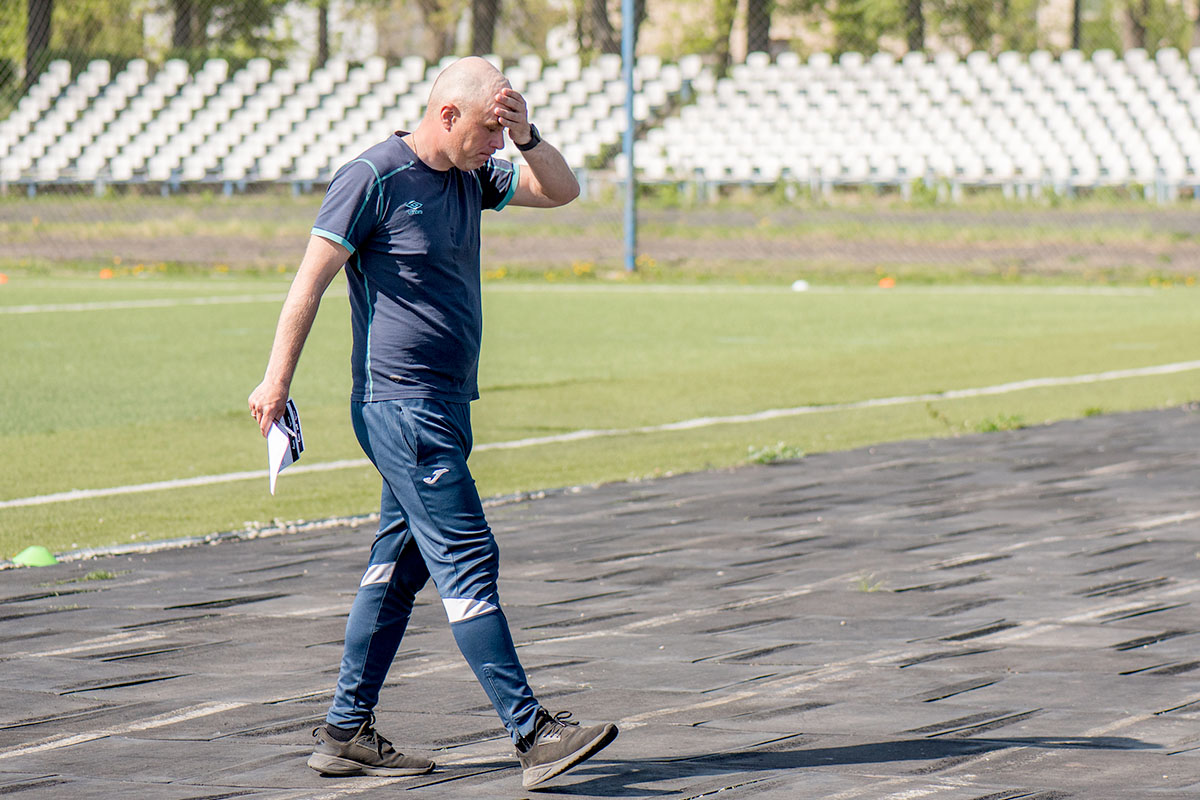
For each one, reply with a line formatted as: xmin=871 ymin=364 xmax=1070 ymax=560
xmin=423 ymin=468 xmax=450 ymax=485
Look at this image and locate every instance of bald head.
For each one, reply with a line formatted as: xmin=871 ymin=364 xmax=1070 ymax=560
xmin=427 ymin=57 xmax=509 ymax=119
xmin=408 ymin=57 xmax=513 ymax=172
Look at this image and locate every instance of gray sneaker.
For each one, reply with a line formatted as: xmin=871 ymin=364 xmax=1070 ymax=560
xmin=307 ymin=716 xmax=435 ymax=777
xmin=517 ymin=709 xmax=618 ymax=788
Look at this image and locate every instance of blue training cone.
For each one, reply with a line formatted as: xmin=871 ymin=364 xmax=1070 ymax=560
xmin=13 ymin=546 xmax=58 ymax=567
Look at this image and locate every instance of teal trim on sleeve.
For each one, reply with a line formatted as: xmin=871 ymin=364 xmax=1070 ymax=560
xmin=380 ymin=160 xmax=415 ymax=181
xmin=494 ymin=161 xmax=519 ymax=211
xmin=311 ymin=227 xmax=355 ymax=254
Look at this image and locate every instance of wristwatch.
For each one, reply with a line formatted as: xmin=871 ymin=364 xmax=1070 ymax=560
xmin=515 ymin=124 xmax=542 ymax=151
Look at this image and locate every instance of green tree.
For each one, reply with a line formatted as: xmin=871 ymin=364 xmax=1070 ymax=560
xmin=1080 ymin=0 xmax=1124 ymax=51
xmin=414 ymin=0 xmax=463 ymax=62
xmin=713 ymin=0 xmax=736 ymax=73
xmin=746 ymin=0 xmax=774 ymax=54
xmin=316 ymin=0 xmax=328 ymax=66
xmin=471 ymin=0 xmax=500 ymax=54
xmin=2 ymin=0 xmax=149 ymax=97
xmin=56 ymin=0 xmax=144 ymax=57
xmin=1073 ymin=0 xmax=1189 ymax=53
xmin=924 ymin=0 xmax=1042 ymax=54
xmin=15 ymin=0 xmax=145 ymax=88
xmin=171 ymin=0 xmax=199 ymax=50
xmin=167 ymin=0 xmax=294 ymax=61
xmin=928 ymin=0 xmax=995 ymax=51
xmin=906 ymin=0 xmax=925 ymax=49
xmin=1 ymin=5 xmax=18 ymax=102
xmin=993 ymin=0 xmax=1041 ymax=52
xmin=568 ymin=0 xmax=612 ymax=55
xmin=26 ymin=0 xmax=52 ymax=87
xmin=1124 ymin=0 xmax=1189 ymax=52
xmin=830 ymin=0 xmax=901 ymax=54
xmin=575 ymin=0 xmax=647 ymax=58
xmin=496 ymin=0 xmax=568 ymax=58
xmin=1126 ymin=0 xmax=1148 ymax=45
xmin=784 ymin=0 xmax=906 ymax=56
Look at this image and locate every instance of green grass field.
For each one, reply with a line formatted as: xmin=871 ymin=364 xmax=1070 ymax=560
xmin=2 ymin=267 xmax=1198 ymax=560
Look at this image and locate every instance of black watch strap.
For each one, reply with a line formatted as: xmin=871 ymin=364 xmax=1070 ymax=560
xmin=516 ymin=124 xmax=542 ymax=152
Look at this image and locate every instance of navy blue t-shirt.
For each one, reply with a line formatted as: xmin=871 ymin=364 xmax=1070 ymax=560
xmin=312 ymin=134 xmax=519 ymax=402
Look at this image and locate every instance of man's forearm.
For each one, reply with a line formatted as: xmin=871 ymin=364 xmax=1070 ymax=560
xmin=262 ymin=285 xmax=322 ymax=391
xmin=249 ymin=235 xmax=349 ymax=435
xmin=520 ymin=141 xmax=580 ymax=207
xmin=264 ymin=239 xmax=346 ymax=385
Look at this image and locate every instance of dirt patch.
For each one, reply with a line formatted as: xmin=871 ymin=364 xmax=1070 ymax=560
xmin=482 ymin=234 xmax=1200 ymax=273
xmin=6 ymin=199 xmax=1200 ymax=279
xmin=6 ymin=234 xmax=306 ymax=267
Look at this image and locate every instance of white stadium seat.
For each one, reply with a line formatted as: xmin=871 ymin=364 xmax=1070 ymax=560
xmin=2 ymin=49 xmax=1197 ymax=199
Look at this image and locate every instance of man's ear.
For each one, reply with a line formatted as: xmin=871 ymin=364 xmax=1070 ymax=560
xmin=440 ymin=103 xmax=459 ymax=131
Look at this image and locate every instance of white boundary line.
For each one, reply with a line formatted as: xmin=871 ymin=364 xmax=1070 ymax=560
xmin=3 ymin=358 xmax=1199 ymax=511
xmin=0 ymin=293 xmax=287 ymax=314
xmin=0 ymin=459 xmax=370 ymax=509
xmin=0 ymin=283 xmax=1166 ymax=314
xmin=481 ymin=282 xmax=1164 ymax=296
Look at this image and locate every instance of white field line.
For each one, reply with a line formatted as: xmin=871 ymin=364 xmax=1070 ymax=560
xmin=0 ymin=284 xmax=1159 ymax=314
xmin=3 ymin=358 xmax=1200 ymax=511
xmin=0 ymin=459 xmax=370 ymax=509
xmin=0 ymin=293 xmax=286 ymax=314
xmin=3 ymin=278 xmax=291 ymax=290
xmin=481 ymin=282 xmax=1163 ymax=297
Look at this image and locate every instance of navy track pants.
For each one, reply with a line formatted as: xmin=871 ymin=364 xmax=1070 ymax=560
xmin=325 ymin=398 xmax=540 ymax=743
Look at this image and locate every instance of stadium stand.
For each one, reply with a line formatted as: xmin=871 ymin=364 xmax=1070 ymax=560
xmin=3 ymin=49 xmax=1200 ymax=198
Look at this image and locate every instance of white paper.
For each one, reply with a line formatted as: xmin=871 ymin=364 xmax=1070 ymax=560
xmin=267 ymin=424 xmax=290 ymax=495
xmin=267 ymin=399 xmax=303 ymax=495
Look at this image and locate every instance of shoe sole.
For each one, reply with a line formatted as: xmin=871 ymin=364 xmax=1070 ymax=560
xmin=307 ymin=752 xmax=435 ymax=777
xmin=521 ymin=723 xmax=618 ymax=789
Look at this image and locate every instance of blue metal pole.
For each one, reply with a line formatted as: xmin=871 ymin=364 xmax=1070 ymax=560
xmin=621 ymin=0 xmax=637 ymax=272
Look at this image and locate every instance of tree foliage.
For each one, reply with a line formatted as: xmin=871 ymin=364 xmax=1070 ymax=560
xmin=713 ymin=0 xmax=736 ymax=72
xmin=781 ymin=0 xmax=903 ymax=55
xmin=471 ymin=0 xmax=501 ymax=54
xmin=411 ymin=0 xmax=463 ymax=63
xmin=166 ymin=0 xmax=294 ymax=61
xmin=495 ymin=0 xmax=567 ymax=58
xmin=746 ymin=0 xmax=773 ymax=53
xmin=573 ymin=0 xmax=648 ymax=58
xmin=4 ymin=0 xmax=1199 ymax=95
xmin=1123 ymin=0 xmax=1191 ymax=52
xmin=56 ymin=0 xmax=143 ymax=57
xmin=771 ymin=0 xmax=1192 ymax=57
xmin=829 ymin=0 xmax=902 ymax=54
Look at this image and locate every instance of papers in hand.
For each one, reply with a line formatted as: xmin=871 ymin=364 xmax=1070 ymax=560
xmin=267 ymin=399 xmax=304 ymax=495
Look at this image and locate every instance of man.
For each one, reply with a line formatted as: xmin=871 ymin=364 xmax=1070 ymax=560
xmin=248 ymin=56 xmax=617 ymax=789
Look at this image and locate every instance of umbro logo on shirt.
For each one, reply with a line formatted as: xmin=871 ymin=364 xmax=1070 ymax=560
xmin=423 ymin=468 xmax=450 ymax=485
xmin=403 ymin=200 xmax=424 ymax=215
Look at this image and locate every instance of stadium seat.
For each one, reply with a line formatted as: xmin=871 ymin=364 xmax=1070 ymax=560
xmin=4 ymin=48 xmax=1198 ymax=197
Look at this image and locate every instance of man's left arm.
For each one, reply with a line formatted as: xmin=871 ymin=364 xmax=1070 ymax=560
xmin=493 ymin=87 xmax=580 ymax=208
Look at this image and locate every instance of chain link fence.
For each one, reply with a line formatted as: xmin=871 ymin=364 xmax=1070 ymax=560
xmin=4 ymin=1 xmax=1200 ymax=282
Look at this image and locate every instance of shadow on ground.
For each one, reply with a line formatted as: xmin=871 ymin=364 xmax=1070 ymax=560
xmin=433 ymin=735 xmax=1155 ymax=797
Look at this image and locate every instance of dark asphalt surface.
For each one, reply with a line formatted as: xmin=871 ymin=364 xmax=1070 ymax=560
xmin=2 ymin=407 xmax=1199 ymax=798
